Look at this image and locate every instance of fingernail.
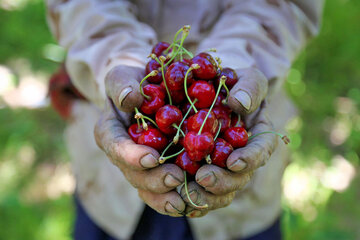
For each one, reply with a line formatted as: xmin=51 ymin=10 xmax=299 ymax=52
xmin=189 ymin=190 xmax=199 ymax=203
xmin=229 ymin=159 xmax=247 ymax=172
xmin=118 ymin=87 xmax=132 ymax=106
xmin=197 ymin=171 xmax=216 ymax=187
xmin=164 ymin=174 xmax=182 ymax=188
xmin=186 ymin=210 xmax=201 ymax=218
xmin=234 ymin=90 xmax=251 ymax=111
xmin=165 ymin=202 xmax=181 ymax=215
xmin=140 ymin=154 xmax=158 ymax=168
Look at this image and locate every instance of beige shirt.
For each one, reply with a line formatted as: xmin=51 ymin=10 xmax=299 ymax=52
xmin=46 ymin=0 xmax=323 ymax=239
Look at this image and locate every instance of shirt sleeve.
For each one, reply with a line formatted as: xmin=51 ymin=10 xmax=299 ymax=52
xmin=46 ymin=0 xmax=157 ymax=107
xmin=197 ymin=0 xmax=324 ymax=95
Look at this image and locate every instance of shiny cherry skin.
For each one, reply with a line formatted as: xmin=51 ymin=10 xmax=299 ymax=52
xmin=178 ymin=119 xmax=188 ymax=146
xmin=165 ymin=62 xmax=194 ymax=91
xmin=128 ymin=123 xmax=154 ymax=143
xmin=180 ymin=102 xmax=196 ymax=117
xmin=183 ymin=131 xmax=215 ymax=161
xmin=152 ymin=41 xmax=171 ymax=57
xmin=224 ymin=127 xmax=248 ymax=148
xmin=138 ymin=128 xmax=168 ymax=151
xmin=216 ymin=67 xmax=238 ymax=91
xmin=212 ymin=107 xmax=231 ymax=133
xmin=191 ymin=52 xmax=218 ymax=80
xmin=188 ymin=80 xmax=216 ymax=108
xmin=140 ymin=84 xmax=166 ymax=115
xmin=231 ymin=113 xmax=246 ymax=128
xmin=175 ymin=151 xmax=201 ymax=176
xmin=211 ymin=138 xmax=233 ymax=168
xmin=156 ymin=105 xmax=183 ymax=135
xmin=214 ymin=94 xmax=232 ymax=114
xmin=187 ymin=109 xmax=218 ymax=136
xmin=160 ymin=82 xmax=185 ymax=104
xmin=145 ymin=59 xmax=163 ymax=84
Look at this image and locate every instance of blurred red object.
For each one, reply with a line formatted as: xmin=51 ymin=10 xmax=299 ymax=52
xmin=48 ymin=64 xmax=87 ymax=120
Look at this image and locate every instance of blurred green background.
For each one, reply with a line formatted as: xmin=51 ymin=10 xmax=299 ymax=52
xmin=0 ymin=0 xmax=359 ymax=239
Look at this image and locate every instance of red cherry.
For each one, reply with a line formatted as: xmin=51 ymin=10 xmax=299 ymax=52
xmin=191 ymin=53 xmax=218 ymax=80
xmin=138 ymin=128 xmax=168 ymax=151
xmin=212 ymin=107 xmax=231 ymax=133
xmin=165 ymin=62 xmax=194 ymax=91
xmin=160 ymin=82 xmax=185 ymax=104
xmin=224 ymin=127 xmax=248 ymax=148
xmin=180 ymin=58 xmax=192 ymax=66
xmin=216 ymin=67 xmax=238 ymax=91
xmin=140 ymin=84 xmax=165 ymax=115
xmin=183 ymin=131 xmax=215 ymax=161
xmin=179 ymin=119 xmax=189 ymax=146
xmin=145 ymin=60 xmax=163 ymax=84
xmin=188 ymin=80 xmax=216 ymax=109
xmin=211 ymin=138 xmax=233 ymax=168
xmin=187 ymin=109 xmax=218 ymax=136
xmin=156 ymin=105 xmax=183 ymax=135
xmin=230 ymin=113 xmax=246 ymax=128
xmin=152 ymin=42 xmax=171 ymax=57
xmin=175 ymin=151 xmax=201 ymax=176
xmin=214 ymin=94 xmax=231 ymax=114
xmin=180 ymin=102 xmax=196 ymax=117
xmin=128 ymin=124 xmax=145 ymax=143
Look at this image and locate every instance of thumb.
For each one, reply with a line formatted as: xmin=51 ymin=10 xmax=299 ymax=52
xmin=105 ymin=65 xmax=145 ymax=112
xmin=227 ymin=68 xmax=268 ymax=114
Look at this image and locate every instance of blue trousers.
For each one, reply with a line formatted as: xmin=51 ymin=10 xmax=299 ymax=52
xmin=74 ymin=197 xmax=282 ymax=240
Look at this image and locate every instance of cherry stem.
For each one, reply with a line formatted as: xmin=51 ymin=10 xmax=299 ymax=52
xmin=184 ymin=171 xmax=208 ymax=209
xmin=165 ymin=26 xmax=190 ymax=67
xmin=248 ymin=131 xmax=290 ymax=145
xmin=159 ymin=57 xmax=173 ymax=105
xmin=205 ymin=155 xmax=212 ymax=164
xmin=198 ymin=76 xmax=227 ymax=135
xmin=184 ymin=65 xmax=199 ymax=113
xmin=142 ymin=115 xmax=159 ymax=128
xmin=235 ymin=113 xmax=242 ymax=127
xmin=164 ymin=39 xmax=181 ymax=55
xmin=134 ymin=107 xmax=148 ymax=130
xmin=173 ymin=43 xmax=193 ymax=58
xmin=136 ymin=118 xmax=141 ymax=129
xmin=159 ymin=148 xmax=185 ymax=164
xmin=172 ymin=124 xmax=185 ymax=144
xmin=159 ymin=141 xmax=174 ymax=164
xmin=139 ymin=70 xmax=158 ymax=100
xmin=214 ymin=122 xmax=222 ymax=141
xmin=222 ymin=81 xmax=230 ymax=104
xmin=173 ymin=99 xmax=198 ymax=143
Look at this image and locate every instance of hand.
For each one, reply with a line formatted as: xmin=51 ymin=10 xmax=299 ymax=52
xmin=180 ymin=68 xmax=278 ymax=217
xmin=94 ymin=65 xmax=186 ymax=216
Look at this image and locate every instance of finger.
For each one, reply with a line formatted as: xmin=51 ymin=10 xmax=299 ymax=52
xmin=226 ymin=106 xmax=278 ymax=172
xmin=121 ymin=163 xmax=184 ymax=193
xmin=138 ymin=189 xmax=186 ymax=217
xmin=180 ymin=182 xmax=236 ymax=212
xmin=195 ymin=165 xmax=253 ymax=195
xmin=94 ymin=99 xmax=160 ymax=170
xmin=105 ymin=65 xmax=144 ymax=112
xmin=227 ymin=68 xmax=268 ymax=114
xmin=184 ymin=205 xmax=209 ymax=218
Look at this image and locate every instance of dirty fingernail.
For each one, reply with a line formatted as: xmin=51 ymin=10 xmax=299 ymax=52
xmin=165 ymin=202 xmax=181 ymax=215
xmin=118 ymin=87 xmax=132 ymax=106
xmin=186 ymin=210 xmax=202 ymax=218
xmin=229 ymin=159 xmax=247 ymax=172
xmin=140 ymin=154 xmax=158 ymax=168
xmin=197 ymin=171 xmax=216 ymax=187
xmin=164 ymin=174 xmax=182 ymax=188
xmin=234 ymin=90 xmax=251 ymax=111
xmin=189 ymin=190 xmax=199 ymax=203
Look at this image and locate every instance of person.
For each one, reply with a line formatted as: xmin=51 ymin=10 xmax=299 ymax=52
xmin=46 ymin=0 xmax=324 ymax=239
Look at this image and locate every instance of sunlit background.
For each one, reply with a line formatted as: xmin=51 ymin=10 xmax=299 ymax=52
xmin=0 ymin=0 xmax=359 ymax=239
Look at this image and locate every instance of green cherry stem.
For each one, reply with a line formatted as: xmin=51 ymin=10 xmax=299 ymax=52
xmin=248 ymin=131 xmax=290 ymax=145
xmin=165 ymin=26 xmax=190 ymax=67
xmin=159 ymin=141 xmax=174 ymax=164
xmin=134 ymin=107 xmax=148 ymax=130
xmin=184 ymin=64 xmax=199 ymax=113
xmin=159 ymin=56 xmax=173 ymax=105
xmin=142 ymin=115 xmax=159 ymax=128
xmin=184 ymin=171 xmax=208 ymax=209
xmin=235 ymin=113 xmax=242 ymax=127
xmin=136 ymin=118 xmax=141 ymax=129
xmin=139 ymin=70 xmax=159 ymax=100
xmin=173 ymin=43 xmax=193 ymax=58
xmin=159 ymin=148 xmax=185 ymax=164
xmin=214 ymin=122 xmax=222 ymax=141
xmin=173 ymin=99 xmax=198 ymax=143
xmin=198 ymin=76 xmax=227 ymax=135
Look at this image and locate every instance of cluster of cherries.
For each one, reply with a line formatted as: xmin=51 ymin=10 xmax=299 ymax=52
xmin=126 ymin=26 xmax=287 ymax=208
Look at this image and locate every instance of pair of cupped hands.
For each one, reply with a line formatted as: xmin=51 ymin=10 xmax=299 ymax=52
xmin=94 ymin=65 xmax=278 ymax=218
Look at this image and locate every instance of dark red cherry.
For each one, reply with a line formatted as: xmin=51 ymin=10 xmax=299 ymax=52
xmin=160 ymin=82 xmax=186 ymax=104
xmin=178 ymin=119 xmax=189 ymax=146
xmin=138 ymin=128 xmax=168 ymax=151
xmin=212 ymin=107 xmax=231 ymax=133
xmin=187 ymin=109 xmax=218 ymax=136
xmin=180 ymin=58 xmax=192 ymax=66
xmin=165 ymin=62 xmax=194 ymax=91
xmin=183 ymin=131 xmax=215 ymax=161
xmin=152 ymin=42 xmax=171 ymax=57
xmin=211 ymin=138 xmax=233 ymax=168
xmin=224 ymin=127 xmax=248 ymax=148
xmin=140 ymin=84 xmax=166 ymax=115
xmin=188 ymin=81 xmax=216 ymax=108
xmin=145 ymin=60 xmax=162 ymax=84
xmin=181 ymin=102 xmax=196 ymax=117
xmin=128 ymin=123 xmax=154 ymax=143
xmin=175 ymin=151 xmax=201 ymax=176
xmin=231 ymin=113 xmax=246 ymax=128
xmin=156 ymin=105 xmax=183 ymax=135
xmin=216 ymin=67 xmax=238 ymax=91
xmin=214 ymin=94 xmax=232 ymax=114
xmin=191 ymin=53 xmax=217 ymax=80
